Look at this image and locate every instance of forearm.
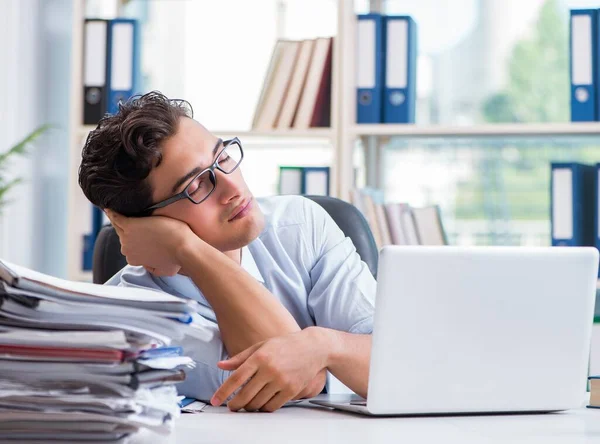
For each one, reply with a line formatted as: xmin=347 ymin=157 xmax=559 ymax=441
xmin=318 ymin=328 xmax=371 ymax=399
xmin=177 ymin=237 xmax=300 ymax=356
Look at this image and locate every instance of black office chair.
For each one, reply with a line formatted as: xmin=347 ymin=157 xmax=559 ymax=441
xmin=92 ymin=195 xmax=378 ymax=284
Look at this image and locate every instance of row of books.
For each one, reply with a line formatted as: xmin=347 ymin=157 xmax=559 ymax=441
xmin=350 ymin=188 xmax=447 ymax=250
xmin=356 ymin=14 xmax=417 ymax=124
xmin=0 ymin=259 xmax=194 ymax=441
xmin=252 ymin=37 xmax=333 ymax=130
xmin=550 ymin=162 xmax=600 ymax=275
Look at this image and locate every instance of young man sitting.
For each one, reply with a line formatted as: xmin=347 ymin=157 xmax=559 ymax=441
xmin=79 ymin=91 xmax=375 ymax=412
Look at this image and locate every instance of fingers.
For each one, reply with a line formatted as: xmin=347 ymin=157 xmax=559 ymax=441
xmin=211 ymin=360 xmax=258 ymax=407
xmin=261 ymin=391 xmax=292 ymax=413
xmin=217 ymin=342 xmax=263 ymax=371
xmin=226 ymin=375 xmax=271 ymax=412
xmin=240 ymin=383 xmax=279 ymax=412
xmin=104 ymin=209 xmax=125 ymax=230
xmin=294 ymin=370 xmax=327 ymax=400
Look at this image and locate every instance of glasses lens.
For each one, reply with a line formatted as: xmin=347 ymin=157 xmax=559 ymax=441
xmin=186 ymin=170 xmax=215 ymax=204
xmin=217 ymin=141 xmax=243 ymax=173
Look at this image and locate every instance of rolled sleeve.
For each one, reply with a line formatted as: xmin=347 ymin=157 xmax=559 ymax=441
xmin=304 ymin=199 xmax=376 ymax=334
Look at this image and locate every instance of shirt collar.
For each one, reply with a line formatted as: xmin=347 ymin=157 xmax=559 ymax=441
xmin=241 ymin=244 xmax=264 ymax=283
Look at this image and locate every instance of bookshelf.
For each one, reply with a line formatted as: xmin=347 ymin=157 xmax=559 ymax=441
xmin=65 ymin=0 xmax=348 ymax=281
xmin=351 ymin=122 xmax=600 ymax=138
xmin=64 ymin=0 xmax=600 ymax=281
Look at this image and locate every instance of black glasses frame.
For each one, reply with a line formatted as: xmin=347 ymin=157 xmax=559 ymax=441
xmin=142 ymin=137 xmax=244 ymax=214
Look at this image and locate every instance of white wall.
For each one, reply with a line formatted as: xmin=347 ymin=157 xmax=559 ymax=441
xmin=0 ymin=0 xmax=72 ymax=277
xmin=0 ymin=0 xmax=43 ymax=269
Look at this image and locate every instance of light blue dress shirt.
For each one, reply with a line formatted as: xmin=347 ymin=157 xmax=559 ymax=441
xmin=106 ymin=195 xmax=376 ymax=401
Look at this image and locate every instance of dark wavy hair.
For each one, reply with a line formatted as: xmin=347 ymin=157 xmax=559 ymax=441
xmin=78 ymin=91 xmax=192 ymax=217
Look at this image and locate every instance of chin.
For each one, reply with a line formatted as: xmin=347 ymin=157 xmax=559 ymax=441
xmin=219 ymin=206 xmax=266 ymax=251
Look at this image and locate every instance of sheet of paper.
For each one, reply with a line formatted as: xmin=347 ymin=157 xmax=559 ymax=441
xmin=2 ymin=260 xmax=188 ymax=304
xmin=181 ymin=400 xmax=207 ymax=413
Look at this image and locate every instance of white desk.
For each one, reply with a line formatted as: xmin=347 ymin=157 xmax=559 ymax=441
xmin=135 ymin=399 xmax=600 ymax=443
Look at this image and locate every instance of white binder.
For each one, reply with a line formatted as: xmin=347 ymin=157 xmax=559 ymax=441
xmin=83 ymin=19 xmax=108 ymax=124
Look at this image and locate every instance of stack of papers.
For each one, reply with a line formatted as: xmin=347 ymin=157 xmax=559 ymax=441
xmin=0 ymin=260 xmax=197 ymax=443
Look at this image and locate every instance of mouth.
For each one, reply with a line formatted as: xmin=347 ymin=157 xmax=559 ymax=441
xmin=228 ymin=198 xmax=252 ymax=222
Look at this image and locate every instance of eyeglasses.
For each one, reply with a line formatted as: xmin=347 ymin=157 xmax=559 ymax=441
xmin=141 ymin=137 xmax=244 ymax=214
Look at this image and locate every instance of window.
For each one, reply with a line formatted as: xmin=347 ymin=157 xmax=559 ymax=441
xmin=382 ymin=0 xmax=600 ymax=124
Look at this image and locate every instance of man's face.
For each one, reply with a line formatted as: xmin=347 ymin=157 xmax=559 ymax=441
xmin=147 ymin=117 xmax=265 ymax=252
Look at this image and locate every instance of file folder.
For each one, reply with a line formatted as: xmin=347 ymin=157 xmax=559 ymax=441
xmin=82 ymin=206 xmax=104 ymax=272
xmin=551 ymin=162 xmax=595 ymax=247
xmin=383 ymin=16 xmax=417 ymax=124
xmin=106 ymin=19 xmax=139 ymax=115
xmin=356 ymin=14 xmax=384 ymax=123
xmin=83 ymin=19 xmax=108 ymax=125
xmin=279 ymin=167 xmax=304 ymax=195
xmin=595 ymin=163 xmax=600 ymax=275
xmin=570 ymin=10 xmax=597 ymax=121
xmin=303 ymin=167 xmax=330 ymax=196
xmin=278 ymin=166 xmax=330 ymax=195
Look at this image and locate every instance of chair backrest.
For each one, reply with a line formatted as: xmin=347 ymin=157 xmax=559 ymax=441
xmin=93 ymin=195 xmax=378 ymax=284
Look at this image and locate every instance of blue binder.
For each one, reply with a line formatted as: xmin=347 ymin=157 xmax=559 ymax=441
xmin=106 ymin=19 xmax=140 ymax=115
xmin=278 ymin=166 xmax=330 ymax=196
xmin=356 ymin=14 xmax=384 ymax=123
xmin=383 ymin=16 xmax=417 ymax=124
xmin=302 ymin=167 xmax=330 ymax=196
xmin=569 ymin=10 xmax=597 ymax=121
xmin=595 ymin=164 xmax=600 ymax=275
xmin=550 ymin=163 xmax=595 ymax=247
xmin=82 ymin=205 xmax=104 ymax=271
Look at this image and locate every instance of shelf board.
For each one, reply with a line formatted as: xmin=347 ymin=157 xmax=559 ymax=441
xmin=216 ymin=128 xmax=333 ymax=139
xmin=351 ymin=122 xmax=600 ymax=138
xmin=77 ymin=126 xmax=333 ymax=139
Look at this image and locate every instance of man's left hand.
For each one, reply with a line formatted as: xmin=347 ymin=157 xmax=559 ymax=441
xmin=210 ymin=327 xmax=330 ymax=412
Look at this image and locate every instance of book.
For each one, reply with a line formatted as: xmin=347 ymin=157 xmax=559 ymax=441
xmin=293 ymin=37 xmax=333 ymax=128
xmin=589 ymin=376 xmax=600 ymax=408
xmin=253 ymin=40 xmax=300 ymax=130
xmin=276 ymin=39 xmax=315 ymax=128
xmin=411 ymin=205 xmax=447 ymax=245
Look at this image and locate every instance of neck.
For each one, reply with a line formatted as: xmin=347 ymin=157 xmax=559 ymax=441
xmin=223 ymin=248 xmax=242 ymax=265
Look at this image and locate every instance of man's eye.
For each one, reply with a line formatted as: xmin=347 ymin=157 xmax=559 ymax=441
xmin=188 ymin=177 xmax=206 ymax=195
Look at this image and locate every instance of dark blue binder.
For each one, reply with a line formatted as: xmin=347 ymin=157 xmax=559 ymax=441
xmin=595 ymin=163 xmax=600 ymax=275
xmin=570 ymin=9 xmax=597 ymax=121
xmin=383 ymin=15 xmax=417 ymax=124
xmin=82 ymin=206 xmax=104 ymax=271
xmin=302 ymin=167 xmax=330 ymax=196
xmin=550 ymin=162 xmax=595 ymax=247
xmin=106 ymin=19 xmax=140 ymax=115
xmin=356 ymin=14 xmax=384 ymax=123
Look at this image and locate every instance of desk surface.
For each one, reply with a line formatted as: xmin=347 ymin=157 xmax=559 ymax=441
xmin=135 ymin=399 xmax=600 ymax=444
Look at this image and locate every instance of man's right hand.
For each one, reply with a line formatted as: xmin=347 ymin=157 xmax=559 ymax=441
xmin=105 ymin=209 xmax=196 ymax=277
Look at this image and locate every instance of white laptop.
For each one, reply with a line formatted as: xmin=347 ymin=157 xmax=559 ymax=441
xmin=310 ymin=246 xmax=599 ymax=416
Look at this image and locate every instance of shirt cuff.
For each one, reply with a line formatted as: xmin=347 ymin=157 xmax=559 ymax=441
xmin=348 ymin=317 xmax=373 ymax=335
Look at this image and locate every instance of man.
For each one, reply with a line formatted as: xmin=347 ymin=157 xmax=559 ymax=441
xmin=79 ymin=91 xmax=375 ymax=412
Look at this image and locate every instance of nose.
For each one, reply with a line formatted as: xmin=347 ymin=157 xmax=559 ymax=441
xmin=214 ymin=168 xmax=243 ymax=204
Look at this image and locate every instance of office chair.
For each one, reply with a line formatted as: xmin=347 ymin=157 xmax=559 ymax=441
xmin=92 ymin=195 xmax=378 ymax=284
